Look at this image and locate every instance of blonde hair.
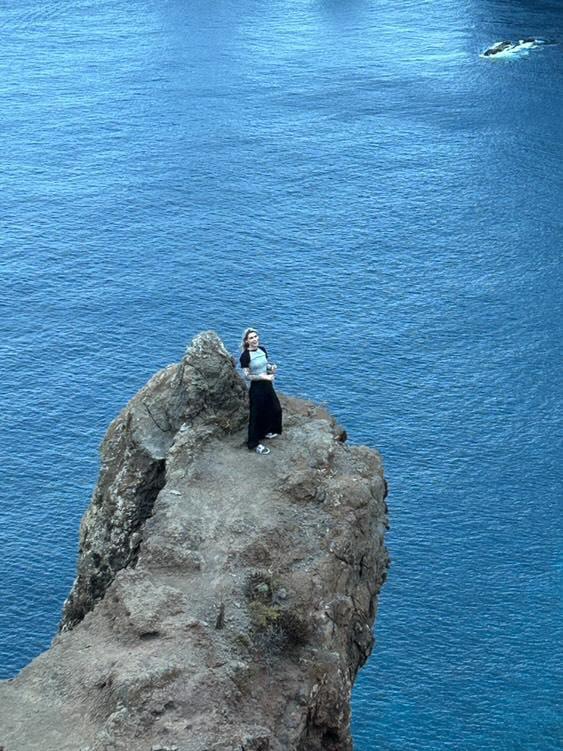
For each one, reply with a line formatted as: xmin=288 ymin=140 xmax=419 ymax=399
xmin=241 ymin=327 xmax=258 ymax=351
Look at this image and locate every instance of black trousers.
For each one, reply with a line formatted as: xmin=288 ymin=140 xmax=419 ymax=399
xmin=247 ymin=380 xmax=282 ymax=449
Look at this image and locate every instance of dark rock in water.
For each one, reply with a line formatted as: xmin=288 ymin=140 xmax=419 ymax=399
xmin=0 ymin=331 xmax=389 ymax=751
xmin=482 ymin=37 xmax=548 ymax=57
xmin=483 ymin=40 xmax=513 ymax=56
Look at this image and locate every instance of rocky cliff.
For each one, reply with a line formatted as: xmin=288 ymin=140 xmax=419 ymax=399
xmin=0 ymin=332 xmax=389 ymax=751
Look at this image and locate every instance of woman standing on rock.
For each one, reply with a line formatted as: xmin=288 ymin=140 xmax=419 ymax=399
xmin=240 ymin=328 xmax=282 ymax=455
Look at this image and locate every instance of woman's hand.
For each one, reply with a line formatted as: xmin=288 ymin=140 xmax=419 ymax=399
xmin=263 ymin=373 xmax=275 ymax=381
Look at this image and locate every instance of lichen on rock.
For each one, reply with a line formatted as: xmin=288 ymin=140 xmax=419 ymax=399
xmin=0 ymin=331 xmax=389 ymax=751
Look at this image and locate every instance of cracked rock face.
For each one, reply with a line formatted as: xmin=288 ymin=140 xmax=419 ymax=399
xmin=0 ymin=332 xmax=389 ymax=751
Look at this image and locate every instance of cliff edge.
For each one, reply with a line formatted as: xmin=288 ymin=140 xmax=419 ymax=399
xmin=0 ymin=332 xmax=389 ymax=751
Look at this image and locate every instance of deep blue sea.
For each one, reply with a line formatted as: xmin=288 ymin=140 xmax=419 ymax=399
xmin=1 ymin=0 xmax=561 ymax=748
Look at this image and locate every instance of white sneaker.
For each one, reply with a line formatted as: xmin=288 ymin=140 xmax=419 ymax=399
xmin=255 ymin=444 xmax=270 ymax=455
xmin=265 ymin=433 xmax=279 ymax=439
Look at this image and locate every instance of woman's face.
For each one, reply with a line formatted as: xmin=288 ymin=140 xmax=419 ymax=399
xmin=246 ymin=331 xmax=259 ymax=349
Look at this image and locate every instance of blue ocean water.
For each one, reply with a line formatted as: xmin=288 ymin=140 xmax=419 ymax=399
xmin=0 ymin=0 xmax=561 ymax=748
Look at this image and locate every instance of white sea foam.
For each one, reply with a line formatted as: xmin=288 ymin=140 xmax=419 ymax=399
xmin=480 ymin=38 xmax=546 ymax=59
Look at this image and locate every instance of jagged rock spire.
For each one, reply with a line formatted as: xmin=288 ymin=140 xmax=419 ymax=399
xmin=1 ymin=332 xmax=389 ymax=751
xmin=61 ymin=331 xmax=248 ymax=630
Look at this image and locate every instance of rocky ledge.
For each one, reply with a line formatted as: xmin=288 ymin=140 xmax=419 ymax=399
xmin=0 ymin=332 xmax=389 ymax=751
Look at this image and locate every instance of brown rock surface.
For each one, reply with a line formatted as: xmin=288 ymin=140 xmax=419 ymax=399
xmin=0 ymin=332 xmax=389 ymax=751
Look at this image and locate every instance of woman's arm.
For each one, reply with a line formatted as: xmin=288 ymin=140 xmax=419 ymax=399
xmin=243 ymin=368 xmax=273 ymax=381
xmin=262 ymin=347 xmax=278 ymax=375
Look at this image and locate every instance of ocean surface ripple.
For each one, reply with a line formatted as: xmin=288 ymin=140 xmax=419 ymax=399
xmin=0 ymin=1 xmax=561 ymax=749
